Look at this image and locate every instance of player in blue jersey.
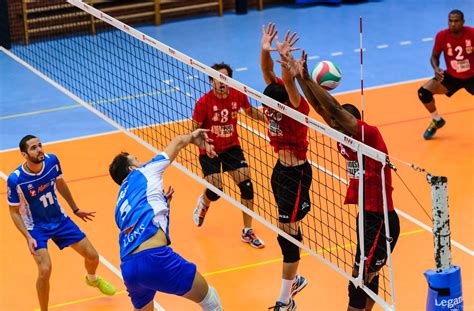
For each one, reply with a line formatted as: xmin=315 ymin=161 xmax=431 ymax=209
xmin=7 ymin=135 xmax=116 ymax=311
xmin=109 ymin=128 xmax=222 ymax=311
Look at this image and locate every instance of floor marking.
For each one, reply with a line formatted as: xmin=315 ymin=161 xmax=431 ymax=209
xmin=377 ymin=44 xmax=389 ymax=49
xmin=399 ymin=41 xmax=412 ymax=45
xmin=422 ymin=37 xmax=433 ymax=42
xmin=308 ymin=55 xmax=320 ymax=60
xmin=235 ymin=67 xmax=248 ymax=72
xmin=354 ymin=48 xmax=366 ymax=53
xmin=331 ymin=51 xmax=343 ymax=56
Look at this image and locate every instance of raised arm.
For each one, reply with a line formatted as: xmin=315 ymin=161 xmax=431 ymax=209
xmin=282 ymin=50 xmax=359 ymax=136
xmin=164 ymin=129 xmax=216 ymax=162
xmin=275 ymin=30 xmax=301 ymax=108
xmin=260 ymin=23 xmax=278 ymax=85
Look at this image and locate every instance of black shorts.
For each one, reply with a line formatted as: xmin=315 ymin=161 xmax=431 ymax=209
xmin=355 ymin=211 xmax=400 ymax=274
xmin=199 ymin=145 xmax=248 ymax=177
xmin=439 ymin=71 xmax=474 ymax=97
xmin=271 ymin=160 xmax=312 ymax=223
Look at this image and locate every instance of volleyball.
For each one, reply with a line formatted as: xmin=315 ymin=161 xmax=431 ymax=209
xmin=311 ymin=60 xmax=342 ymax=91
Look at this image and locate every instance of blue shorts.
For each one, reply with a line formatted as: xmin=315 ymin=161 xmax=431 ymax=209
xmin=121 ymin=246 xmax=197 ymax=309
xmin=29 ymin=217 xmax=86 ymax=250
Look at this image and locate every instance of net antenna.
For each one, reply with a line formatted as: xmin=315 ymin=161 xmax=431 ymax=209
xmin=6 ymin=1 xmax=401 ymax=309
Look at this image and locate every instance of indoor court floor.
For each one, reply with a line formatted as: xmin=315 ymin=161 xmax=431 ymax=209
xmin=0 ymin=0 xmax=472 ymax=310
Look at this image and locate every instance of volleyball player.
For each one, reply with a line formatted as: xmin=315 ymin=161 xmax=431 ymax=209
xmin=7 ymin=135 xmax=116 ymax=311
xmin=418 ymin=10 xmax=473 ymax=139
xmin=260 ymin=23 xmax=310 ymax=310
xmin=192 ymin=62 xmax=267 ymax=248
xmin=109 ymin=129 xmax=223 ymax=311
xmin=280 ymin=48 xmax=400 ymax=311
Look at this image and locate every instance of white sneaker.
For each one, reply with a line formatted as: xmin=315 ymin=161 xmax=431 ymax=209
xmin=192 ymin=195 xmax=209 ymax=227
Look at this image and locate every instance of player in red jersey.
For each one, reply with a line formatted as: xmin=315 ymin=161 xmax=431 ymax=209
xmin=192 ymin=62 xmax=267 ymax=249
xmin=280 ymin=48 xmax=400 ymax=311
xmin=418 ymin=10 xmax=474 ymax=139
xmin=261 ymin=23 xmax=311 ymax=311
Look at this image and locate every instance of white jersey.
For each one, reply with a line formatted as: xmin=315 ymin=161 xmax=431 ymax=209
xmin=114 ymin=152 xmax=171 ymax=259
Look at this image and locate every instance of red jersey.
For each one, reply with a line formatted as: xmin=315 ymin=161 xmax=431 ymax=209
xmin=433 ymin=26 xmax=474 ymax=79
xmin=337 ymin=120 xmax=394 ymax=213
xmin=193 ymin=88 xmax=250 ymax=154
xmin=263 ymin=78 xmax=310 ymax=160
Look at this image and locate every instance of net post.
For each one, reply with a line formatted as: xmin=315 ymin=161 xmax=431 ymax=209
xmin=429 ymin=176 xmax=451 ymax=271
xmin=424 ymin=175 xmax=464 ymax=310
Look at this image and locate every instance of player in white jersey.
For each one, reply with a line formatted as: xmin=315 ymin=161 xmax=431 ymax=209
xmin=7 ymin=135 xmax=116 ymax=311
xmin=109 ymin=129 xmax=222 ymax=311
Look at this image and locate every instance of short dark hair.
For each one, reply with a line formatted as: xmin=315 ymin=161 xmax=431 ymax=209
xmin=263 ymin=83 xmax=289 ymax=105
xmin=342 ymin=103 xmax=361 ymax=120
xmin=210 ymin=62 xmax=233 ymax=79
xmin=449 ymin=9 xmax=464 ymax=20
xmin=19 ymin=135 xmax=37 ymax=153
xmin=109 ymin=152 xmax=131 ymax=185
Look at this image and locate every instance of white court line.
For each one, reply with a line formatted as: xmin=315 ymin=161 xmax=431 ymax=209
xmin=377 ymin=44 xmax=389 ymax=49
xmin=235 ymin=67 xmax=248 ymax=72
xmin=330 ymin=51 xmax=343 ymax=56
xmin=395 ymin=209 xmax=473 ymax=256
xmin=422 ymin=37 xmax=433 ymax=42
xmin=307 ymin=55 xmax=320 ymax=60
xmin=0 ymin=170 xmax=8 ymax=180
xmin=399 ymin=41 xmax=412 ymax=45
xmin=0 ymin=46 xmax=166 ymax=311
xmin=2 ymin=45 xmax=472 ymax=259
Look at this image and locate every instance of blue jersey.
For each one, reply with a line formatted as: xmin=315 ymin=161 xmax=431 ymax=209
xmin=7 ymin=154 xmax=68 ymax=231
xmin=115 ymin=152 xmax=171 ymax=259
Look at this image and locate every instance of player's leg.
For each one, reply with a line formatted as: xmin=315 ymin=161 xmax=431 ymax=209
xmin=419 ymin=73 xmax=461 ymax=139
xmin=53 ymin=218 xmax=116 ymax=295
xmin=463 ymin=76 xmax=474 ymax=95
xmin=183 ymin=271 xmax=223 ymax=310
xmin=32 ymin=248 xmax=52 ymax=311
xmin=193 ymin=154 xmax=223 ymax=226
xmin=271 ymin=161 xmax=312 ymax=308
xmin=122 ymin=245 xmax=222 ymax=311
xmin=224 ymin=147 xmax=264 ymax=248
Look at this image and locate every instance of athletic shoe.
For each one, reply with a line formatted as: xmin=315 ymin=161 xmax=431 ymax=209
xmin=290 ymin=274 xmax=308 ymax=298
xmin=193 ymin=195 xmax=209 ymax=227
xmin=241 ymin=228 xmax=265 ymax=249
xmin=85 ymin=275 xmax=116 ymax=296
xmin=423 ymin=118 xmax=446 ymax=140
xmin=268 ymin=298 xmax=296 ymax=310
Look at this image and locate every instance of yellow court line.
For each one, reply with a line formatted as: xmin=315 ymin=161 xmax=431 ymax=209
xmin=33 ymin=290 xmax=127 ymax=310
xmin=32 ymin=228 xmax=426 ymax=310
xmin=1 ymin=89 xmax=176 ymax=120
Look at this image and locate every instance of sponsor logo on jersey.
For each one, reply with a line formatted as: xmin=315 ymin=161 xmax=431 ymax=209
xmin=232 ymin=102 xmax=237 ymax=110
xmin=38 ymin=182 xmax=50 ymax=193
xmin=27 ymin=184 xmax=37 ymax=197
xmin=466 ymin=39 xmax=472 ymax=54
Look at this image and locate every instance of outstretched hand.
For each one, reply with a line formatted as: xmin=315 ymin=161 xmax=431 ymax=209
xmin=191 ymin=129 xmax=217 ymax=158
xmin=75 ymin=209 xmax=96 ymax=222
xmin=277 ymin=50 xmax=311 ymax=79
xmin=261 ymin=22 xmax=278 ymax=52
xmin=275 ymin=30 xmax=300 ymax=57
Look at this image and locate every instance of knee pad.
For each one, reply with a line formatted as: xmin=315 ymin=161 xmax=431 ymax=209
xmin=418 ymin=87 xmax=434 ymax=104
xmin=238 ymin=179 xmax=254 ymax=200
xmin=205 ymin=188 xmax=222 ymax=202
xmin=277 ymin=231 xmax=302 ymax=263
xmin=348 ymin=281 xmax=367 ymax=309
xmin=199 ymin=286 xmax=223 ymax=311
